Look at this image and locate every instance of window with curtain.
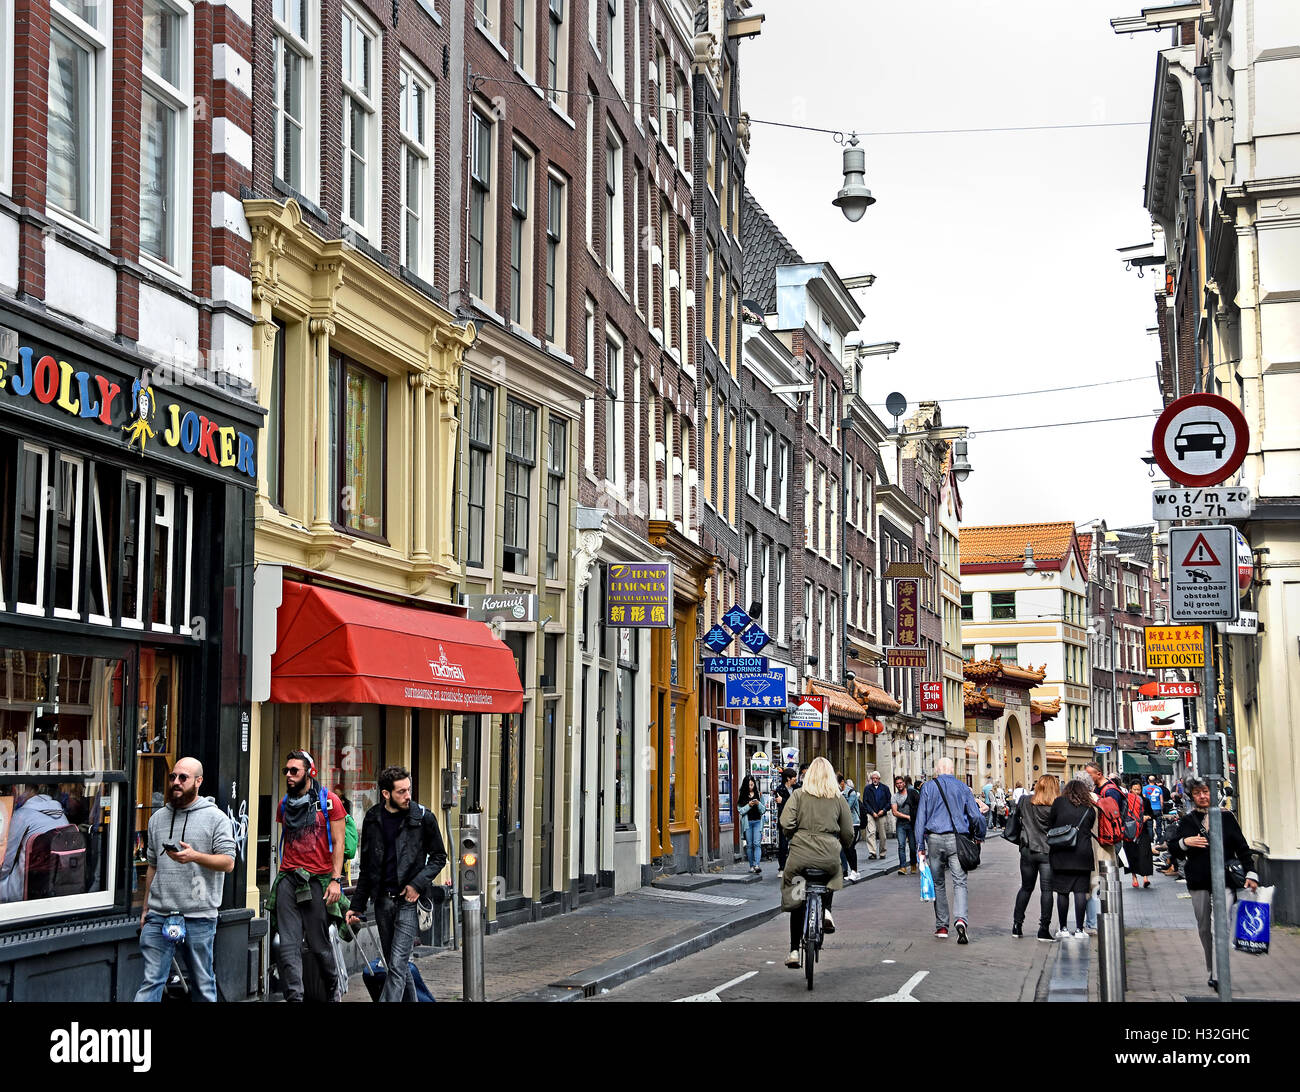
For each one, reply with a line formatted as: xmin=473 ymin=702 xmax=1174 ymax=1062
xmin=331 ymin=354 xmax=386 ymax=537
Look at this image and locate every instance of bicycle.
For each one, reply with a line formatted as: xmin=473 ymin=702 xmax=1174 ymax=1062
xmin=798 ymin=867 xmax=833 ymax=991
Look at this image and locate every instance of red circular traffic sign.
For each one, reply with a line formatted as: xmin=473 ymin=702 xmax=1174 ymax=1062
xmin=1151 ymin=393 xmax=1249 ymax=486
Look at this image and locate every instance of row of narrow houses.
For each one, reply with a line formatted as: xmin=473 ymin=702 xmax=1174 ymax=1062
xmin=0 ymin=0 xmax=980 ymax=998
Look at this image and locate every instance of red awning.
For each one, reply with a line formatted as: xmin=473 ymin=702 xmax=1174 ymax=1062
xmin=269 ymin=581 xmax=524 ymax=713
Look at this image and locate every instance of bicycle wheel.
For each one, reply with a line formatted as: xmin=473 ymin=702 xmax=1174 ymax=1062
xmin=804 ymin=893 xmax=820 ymax=991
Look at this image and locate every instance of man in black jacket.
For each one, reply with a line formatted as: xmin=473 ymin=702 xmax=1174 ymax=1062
xmin=346 ymin=766 xmax=447 ymax=1001
xmin=1168 ymin=777 xmax=1258 ymax=990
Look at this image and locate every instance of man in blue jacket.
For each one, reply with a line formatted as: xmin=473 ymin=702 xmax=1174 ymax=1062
xmin=915 ymin=758 xmax=989 ymax=944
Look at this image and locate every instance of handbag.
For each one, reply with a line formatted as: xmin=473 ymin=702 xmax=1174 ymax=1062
xmin=1047 ymin=809 xmax=1087 ymax=849
xmin=937 ymin=783 xmax=981 ymax=871
xmin=1001 ymin=797 xmax=1022 ymax=844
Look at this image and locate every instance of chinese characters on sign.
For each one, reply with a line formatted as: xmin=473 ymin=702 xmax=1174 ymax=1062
xmin=605 ymin=562 xmax=673 ymax=627
xmin=920 ymin=681 xmax=943 ymax=713
xmin=1143 ymin=625 xmax=1205 ymax=669
xmin=723 ymin=670 xmax=788 ymax=709
xmin=894 ymin=578 xmax=920 ymax=648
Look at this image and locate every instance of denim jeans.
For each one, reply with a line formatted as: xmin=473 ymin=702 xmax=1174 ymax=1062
xmin=745 ymin=820 xmax=763 ymax=868
xmin=135 ymin=913 xmax=218 ymax=1002
xmin=374 ymin=895 xmax=420 ymax=1002
xmin=896 ymin=822 xmax=916 ymax=869
xmin=925 ymin=833 xmax=968 ymax=928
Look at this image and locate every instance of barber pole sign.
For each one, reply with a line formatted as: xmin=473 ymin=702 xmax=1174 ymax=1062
xmin=920 ymin=681 xmax=943 ymax=713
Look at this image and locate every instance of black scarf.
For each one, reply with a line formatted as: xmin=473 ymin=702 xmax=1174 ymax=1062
xmin=282 ymin=783 xmax=320 ymax=833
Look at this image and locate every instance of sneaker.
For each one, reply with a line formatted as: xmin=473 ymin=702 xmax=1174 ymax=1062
xmin=934 ymin=926 xmax=949 ymax=939
xmin=898 ymin=868 xmax=908 ymax=876
xmin=1073 ymin=929 xmax=1089 ymax=939
xmin=847 ymin=870 xmax=859 ymax=882
xmin=822 ymin=911 xmax=836 ymax=934
xmin=1055 ymin=929 xmax=1072 ymax=940
xmin=1011 ymin=923 xmax=1023 ymax=939
xmin=955 ymin=919 xmax=969 ymax=945
xmin=1037 ymin=927 xmax=1055 ymax=942
xmin=786 ymin=950 xmax=800 ymax=968
xmin=1085 ymin=926 xmax=1098 ymax=935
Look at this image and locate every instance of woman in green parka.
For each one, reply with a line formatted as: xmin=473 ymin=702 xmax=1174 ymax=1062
xmin=780 ymin=756 xmax=856 ymax=967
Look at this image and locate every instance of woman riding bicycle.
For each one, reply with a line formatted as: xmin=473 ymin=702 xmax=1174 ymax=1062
xmin=780 ymin=756 xmax=856 ymax=968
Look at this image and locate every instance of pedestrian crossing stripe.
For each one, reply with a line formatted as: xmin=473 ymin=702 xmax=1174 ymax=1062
xmin=1180 ymin=533 xmax=1222 ymax=567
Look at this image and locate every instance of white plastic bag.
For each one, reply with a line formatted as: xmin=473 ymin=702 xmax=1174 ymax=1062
xmin=328 ymin=923 xmax=351 ymax=998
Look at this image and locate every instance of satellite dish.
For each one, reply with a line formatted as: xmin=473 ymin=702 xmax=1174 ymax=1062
xmin=885 ymin=392 xmax=907 ymax=418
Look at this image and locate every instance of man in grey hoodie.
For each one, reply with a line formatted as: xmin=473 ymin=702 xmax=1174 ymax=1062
xmin=135 ymin=757 xmax=235 ymax=1002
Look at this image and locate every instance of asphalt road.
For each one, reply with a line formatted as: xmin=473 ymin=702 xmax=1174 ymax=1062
xmin=589 ymin=837 xmax=1065 ymax=1002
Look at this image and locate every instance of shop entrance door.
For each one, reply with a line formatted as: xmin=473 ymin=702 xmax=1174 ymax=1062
xmin=698 ymin=723 xmax=713 ymax=863
xmin=497 ymin=711 xmax=524 ymax=900
xmin=540 ymin=700 xmax=556 ymax=896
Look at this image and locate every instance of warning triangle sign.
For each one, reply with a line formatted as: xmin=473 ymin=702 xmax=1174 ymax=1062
xmin=1181 ymin=533 xmax=1222 ymax=567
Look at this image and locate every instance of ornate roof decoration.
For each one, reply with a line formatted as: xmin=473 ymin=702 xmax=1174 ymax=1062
xmin=963 ymin=658 xmax=1047 ymax=686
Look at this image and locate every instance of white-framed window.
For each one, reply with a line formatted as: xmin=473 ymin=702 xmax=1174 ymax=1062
xmin=585 ymin=96 xmax=595 ymax=252
xmin=47 ymin=0 xmax=111 ymax=238
xmin=776 ymin=547 xmax=787 ymax=641
xmin=631 ymin=165 xmax=641 ymax=311
xmin=744 ymin=413 xmax=757 ymax=496
xmin=659 ymin=199 xmax=670 ymax=342
xmin=509 ymin=144 xmax=533 ymax=328
xmin=604 ymin=325 xmax=623 ymax=488
xmin=829 ymin=476 xmax=838 ymax=563
xmin=513 ymin=0 xmax=532 ymax=76
xmin=139 ymin=2 xmax=189 ymax=275
xmin=777 ymin=439 xmax=789 ymax=519
xmin=604 ymin=130 xmax=623 ymax=281
xmin=632 ymin=352 xmax=642 ymax=511
xmin=744 ymin=530 xmax=754 ymax=607
xmin=674 ymin=67 xmax=688 ymax=167
xmin=605 ymin=0 xmax=624 ymax=97
xmin=652 ymin=35 xmax=667 ymax=137
xmin=803 ymin=456 xmax=813 ymax=547
xmin=588 ymin=0 xmax=599 ymax=49
xmin=584 ymin=296 xmax=596 ymax=475
xmin=545 ymin=171 xmax=567 ymax=347
xmin=273 ymin=0 xmax=318 ymax=200
xmin=399 ymin=58 xmax=434 ymax=280
xmin=828 ymin=593 xmax=839 ymax=678
xmin=469 ymin=105 xmax=495 ymax=300
xmin=663 ymin=402 xmax=676 ymax=522
xmin=341 ymin=3 xmax=381 ymax=240
xmin=680 ymin=417 xmax=691 ymax=532
xmin=547 ymin=0 xmax=567 ymax=105
xmin=676 ymin=217 xmax=687 ymax=355
xmin=0 ymin=0 xmax=14 ymax=194
xmin=816 ymin=587 xmax=826 ymax=671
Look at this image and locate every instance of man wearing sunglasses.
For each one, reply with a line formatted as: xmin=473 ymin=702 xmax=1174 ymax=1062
xmin=135 ymin=757 xmax=235 ymax=1001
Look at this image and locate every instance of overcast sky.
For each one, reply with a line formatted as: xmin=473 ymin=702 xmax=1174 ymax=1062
xmin=742 ymin=0 xmax=1167 ymax=530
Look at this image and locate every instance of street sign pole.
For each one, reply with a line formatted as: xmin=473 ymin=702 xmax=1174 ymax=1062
xmin=1202 ymin=588 xmax=1232 ymax=1002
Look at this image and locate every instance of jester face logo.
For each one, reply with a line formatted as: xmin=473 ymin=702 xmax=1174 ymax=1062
xmin=123 ymin=377 xmax=157 ymax=452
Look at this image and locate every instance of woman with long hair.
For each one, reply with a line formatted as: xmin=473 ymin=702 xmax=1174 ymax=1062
xmin=779 ymin=756 xmax=855 ymax=967
xmin=1126 ymin=780 xmax=1155 ymax=888
xmin=1048 ymin=777 xmax=1096 ymax=938
xmin=1011 ymin=774 xmax=1060 ymax=941
xmin=737 ymin=774 xmax=765 ymax=874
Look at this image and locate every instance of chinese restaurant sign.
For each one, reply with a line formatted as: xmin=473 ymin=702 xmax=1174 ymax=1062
xmin=0 ymin=336 xmax=258 ymax=481
xmin=894 ymin=579 xmax=920 ymax=648
xmin=605 ymin=563 xmax=673 ymax=627
xmin=1144 ymin=626 xmax=1205 ymax=669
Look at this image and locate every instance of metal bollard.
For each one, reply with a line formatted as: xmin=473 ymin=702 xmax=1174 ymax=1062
xmin=1097 ymin=859 xmax=1126 ymax=1002
xmin=459 ymin=813 xmax=485 ymax=1003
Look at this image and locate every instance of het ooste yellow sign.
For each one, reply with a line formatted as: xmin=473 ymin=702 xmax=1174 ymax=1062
xmin=1144 ymin=625 xmax=1205 ymax=669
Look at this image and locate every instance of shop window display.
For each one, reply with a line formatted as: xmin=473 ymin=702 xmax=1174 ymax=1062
xmin=0 ymin=649 xmax=126 ymax=922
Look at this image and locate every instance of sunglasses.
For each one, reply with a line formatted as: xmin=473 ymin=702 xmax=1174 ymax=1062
xmin=283 ymin=766 xmax=305 ymax=775
xmin=167 ymin=773 xmax=192 ymax=783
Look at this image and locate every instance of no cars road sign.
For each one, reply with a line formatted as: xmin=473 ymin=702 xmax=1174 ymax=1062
xmin=1152 ymin=393 xmax=1249 ymax=487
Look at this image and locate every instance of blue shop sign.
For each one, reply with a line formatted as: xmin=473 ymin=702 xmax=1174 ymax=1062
xmin=737 ymin=623 xmax=771 ymax=654
xmin=703 ymin=624 xmax=734 ymax=654
xmin=725 ymin=669 xmax=788 ymax=709
xmin=723 ymin=604 xmax=753 ymax=633
xmin=704 ymin=656 xmax=769 ymax=675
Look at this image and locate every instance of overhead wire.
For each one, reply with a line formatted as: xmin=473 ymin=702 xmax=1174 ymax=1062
xmin=867 ymin=375 xmax=1153 ymax=408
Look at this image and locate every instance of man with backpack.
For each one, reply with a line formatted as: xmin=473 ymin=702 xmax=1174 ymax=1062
xmin=1083 ymin=762 xmax=1132 ymax=930
xmin=0 ymin=784 xmax=81 ymax=902
xmin=135 ymin=757 xmax=236 ymax=1001
xmin=346 ymin=765 xmax=447 ymax=1001
xmin=272 ymin=749 xmax=347 ymax=1002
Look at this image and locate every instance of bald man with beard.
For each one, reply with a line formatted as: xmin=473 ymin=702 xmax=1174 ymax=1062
xmin=135 ymin=757 xmax=235 ymax=1002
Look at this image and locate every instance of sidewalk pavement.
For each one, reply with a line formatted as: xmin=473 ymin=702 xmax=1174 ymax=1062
xmin=338 ymin=846 xmax=901 ymax=1002
xmin=1087 ymin=865 xmax=1300 ymax=1001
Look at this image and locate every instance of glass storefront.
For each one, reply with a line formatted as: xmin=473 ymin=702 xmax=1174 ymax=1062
xmin=0 ymin=648 xmax=127 ymax=922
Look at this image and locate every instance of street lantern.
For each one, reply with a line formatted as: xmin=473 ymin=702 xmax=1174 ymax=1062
xmin=833 ymin=134 xmax=875 ymax=222
xmin=951 ymin=439 xmax=972 ymax=482
xmin=1022 ymin=544 xmax=1037 ymax=574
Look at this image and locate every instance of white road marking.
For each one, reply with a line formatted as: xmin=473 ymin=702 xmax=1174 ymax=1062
xmin=881 ymin=959 xmax=896 ymax=964
xmin=868 ymin=970 xmax=929 ymax=1002
xmin=673 ymin=970 xmax=759 ymax=1002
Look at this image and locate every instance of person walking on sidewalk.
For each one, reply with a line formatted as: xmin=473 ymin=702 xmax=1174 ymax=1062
xmin=861 ymin=772 xmax=892 ymax=860
xmin=780 ymin=757 xmax=855 ymax=968
xmin=134 ymin=758 xmax=236 ymax=1001
xmin=345 ymin=765 xmax=447 ymax=1002
xmin=838 ymin=775 xmax=861 ymax=881
xmin=1011 ymin=774 xmax=1059 ymax=941
xmin=992 ymin=784 xmax=1007 ymax=830
xmin=1125 ymin=781 xmax=1155 ymax=889
xmin=1048 ymin=777 xmax=1096 ymax=939
xmin=892 ymin=775 xmax=919 ymax=875
xmin=737 ymin=775 xmax=766 ymax=874
xmin=271 ymin=750 xmax=347 ymax=1002
xmin=775 ymin=768 xmax=797 ymax=871
xmin=1168 ymin=777 xmax=1259 ymax=990
xmin=915 ymin=758 xmax=989 ymax=944
xmin=1083 ymin=762 xmax=1129 ymax=930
